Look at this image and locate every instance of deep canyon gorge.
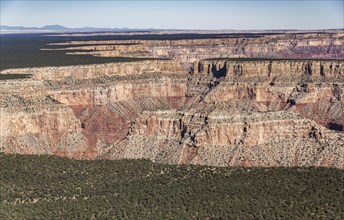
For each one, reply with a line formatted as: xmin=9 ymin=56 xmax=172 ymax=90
xmin=1 ymin=31 xmax=343 ymax=168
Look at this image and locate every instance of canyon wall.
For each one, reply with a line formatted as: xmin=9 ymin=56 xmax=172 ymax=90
xmin=48 ymin=32 xmax=344 ymax=69
xmin=0 ymin=95 xmax=90 ymax=158
xmin=112 ymin=58 xmax=344 ymax=168
xmin=189 ymin=59 xmax=344 ymax=128
xmin=2 ymin=60 xmax=184 ymax=80
xmin=121 ymin=110 xmax=343 ymax=168
xmin=1 ymin=32 xmax=344 ymax=168
xmin=0 ymin=60 xmax=188 ymax=158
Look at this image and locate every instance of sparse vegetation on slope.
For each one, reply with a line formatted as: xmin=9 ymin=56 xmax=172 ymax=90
xmin=1 ymin=153 xmax=343 ymax=219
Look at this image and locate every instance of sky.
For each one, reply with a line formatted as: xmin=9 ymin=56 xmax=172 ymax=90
xmin=1 ymin=0 xmax=343 ymax=30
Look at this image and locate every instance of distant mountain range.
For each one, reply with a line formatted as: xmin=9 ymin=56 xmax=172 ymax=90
xmin=0 ymin=25 xmax=158 ymax=32
xmin=1 ymin=25 xmax=342 ymax=34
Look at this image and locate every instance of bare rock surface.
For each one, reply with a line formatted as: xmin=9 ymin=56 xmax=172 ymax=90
xmin=49 ymin=32 xmax=344 ymax=69
xmin=1 ymin=32 xmax=344 ymax=168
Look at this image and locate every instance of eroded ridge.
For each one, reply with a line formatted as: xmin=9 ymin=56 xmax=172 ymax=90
xmin=1 ymin=32 xmax=344 ymax=168
xmin=46 ymin=32 xmax=344 ymax=69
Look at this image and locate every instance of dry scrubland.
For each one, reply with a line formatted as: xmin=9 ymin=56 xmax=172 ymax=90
xmin=1 ymin=153 xmax=344 ymax=219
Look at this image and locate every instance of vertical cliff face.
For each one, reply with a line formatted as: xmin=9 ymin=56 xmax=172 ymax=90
xmin=44 ymin=32 xmax=344 ymax=70
xmin=1 ymin=60 xmax=185 ymax=80
xmin=193 ymin=59 xmax=343 ymax=80
xmin=1 ymin=58 xmax=343 ymax=167
xmin=48 ymin=79 xmax=187 ymax=105
xmin=190 ymin=59 xmax=344 ymax=129
xmin=0 ymin=60 xmax=189 ymax=159
xmin=110 ymin=58 xmax=344 ymax=168
xmin=146 ymin=33 xmax=344 ymax=67
xmin=120 ymin=110 xmax=343 ymax=168
xmin=1 ymin=32 xmax=344 ymax=168
xmin=0 ymin=95 xmax=91 ymax=158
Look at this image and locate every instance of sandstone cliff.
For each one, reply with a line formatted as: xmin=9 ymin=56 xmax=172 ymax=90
xmin=0 ymin=95 xmax=91 ymax=158
xmin=0 ymin=60 xmax=188 ymax=158
xmin=119 ymin=109 xmax=343 ymax=168
xmin=1 ymin=33 xmax=344 ymax=168
xmin=1 ymin=60 xmax=184 ymax=80
xmin=110 ymin=58 xmax=343 ymax=168
xmin=189 ymin=59 xmax=344 ymax=130
xmin=47 ymin=32 xmax=344 ymax=70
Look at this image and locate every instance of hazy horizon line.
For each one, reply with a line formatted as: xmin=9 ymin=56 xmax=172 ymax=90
xmin=1 ymin=24 xmax=343 ymax=31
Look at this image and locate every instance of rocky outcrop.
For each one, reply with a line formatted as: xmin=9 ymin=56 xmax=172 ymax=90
xmin=48 ymin=77 xmax=186 ymax=105
xmin=119 ymin=109 xmax=343 ymax=168
xmin=1 ymin=60 xmax=184 ymax=80
xmin=63 ymin=44 xmax=151 ymax=57
xmin=193 ymin=59 xmax=343 ymax=80
xmin=0 ymin=95 xmax=91 ymax=158
xmin=1 ymin=33 xmax=344 ymax=168
xmin=47 ymin=32 xmax=344 ymax=70
xmin=112 ymin=58 xmax=344 ymax=168
xmin=0 ymin=60 xmax=188 ymax=158
xmin=189 ymin=59 xmax=344 ymax=130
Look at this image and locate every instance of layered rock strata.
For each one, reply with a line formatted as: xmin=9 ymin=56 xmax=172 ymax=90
xmin=120 ymin=109 xmax=343 ymax=168
xmin=107 ymin=58 xmax=343 ymax=168
xmin=1 ymin=60 xmax=183 ymax=80
xmin=0 ymin=95 xmax=90 ymax=158
xmin=0 ymin=60 xmax=188 ymax=158
xmin=48 ymin=32 xmax=344 ymax=69
xmin=1 ymin=37 xmax=344 ymax=168
xmin=189 ymin=59 xmax=344 ymax=129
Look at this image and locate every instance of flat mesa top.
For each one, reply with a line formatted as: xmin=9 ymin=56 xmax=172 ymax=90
xmin=1 ymin=31 xmax=343 ymax=71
